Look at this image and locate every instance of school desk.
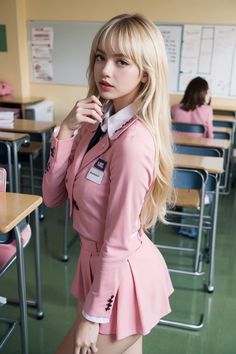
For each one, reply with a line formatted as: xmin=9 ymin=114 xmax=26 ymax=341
xmin=173 ymin=133 xmax=232 ymax=194
xmin=0 ymin=192 xmax=43 ymax=354
xmin=0 ymin=119 xmax=56 ymax=175
xmin=0 ymin=96 xmax=44 ymax=119
xmin=174 ymin=153 xmax=224 ymax=174
xmin=173 ymin=135 xmax=231 ymax=150
xmin=213 ymin=126 xmax=232 ymax=135
xmin=212 ymin=103 xmax=236 ymax=118
xmin=0 ymin=132 xmax=29 ymax=192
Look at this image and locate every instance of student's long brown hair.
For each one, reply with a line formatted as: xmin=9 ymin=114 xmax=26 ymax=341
xmin=180 ymin=76 xmax=210 ymax=111
xmin=87 ymin=14 xmax=174 ymax=229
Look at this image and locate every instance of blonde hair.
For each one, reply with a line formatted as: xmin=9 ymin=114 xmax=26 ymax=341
xmin=87 ymin=14 xmax=174 ymax=229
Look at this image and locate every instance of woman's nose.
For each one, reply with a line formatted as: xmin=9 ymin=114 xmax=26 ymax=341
xmin=102 ymin=60 xmax=113 ymax=76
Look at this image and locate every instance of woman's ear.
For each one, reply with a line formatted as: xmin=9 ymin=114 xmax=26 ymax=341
xmin=141 ymin=72 xmax=148 ymax=84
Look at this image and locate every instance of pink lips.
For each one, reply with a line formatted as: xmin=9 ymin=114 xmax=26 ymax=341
xmin=99 ymin=80 xmax=113 ymax=91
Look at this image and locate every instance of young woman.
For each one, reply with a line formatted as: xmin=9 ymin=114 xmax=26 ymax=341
xmin=171 ymin=76 xmax=214 ymax=138
xmin=43 ymin=13 xmax=174 ymax=354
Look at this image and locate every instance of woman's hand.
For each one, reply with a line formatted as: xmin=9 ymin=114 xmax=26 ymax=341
xmin=74 ymin=317 xmax=99 ymax=354
xmin=58 ymin=95 xmax=103 ymax=140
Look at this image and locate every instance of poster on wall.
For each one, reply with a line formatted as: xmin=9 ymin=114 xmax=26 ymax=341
xmin=31 ymin=27 xmax=54 ymax=82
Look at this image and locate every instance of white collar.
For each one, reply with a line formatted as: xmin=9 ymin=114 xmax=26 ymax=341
xmin=101 ymin=103 xmax=136 ymax=140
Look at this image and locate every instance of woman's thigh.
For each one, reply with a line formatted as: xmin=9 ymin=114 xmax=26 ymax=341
xmin=96 ymin=334 xmax=142 ymax=354
xmin=55 ymin=301 xmax=142 ymax=354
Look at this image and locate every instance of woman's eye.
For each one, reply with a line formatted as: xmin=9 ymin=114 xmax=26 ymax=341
xmin=117 ymin=59 xmax=129 ymax=66
xmin=95 ymin=54 xmax=104 ymax=61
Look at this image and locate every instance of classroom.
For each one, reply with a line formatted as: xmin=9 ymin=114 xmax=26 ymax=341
xmin=0 ymin=0 xmax=236 ymax=353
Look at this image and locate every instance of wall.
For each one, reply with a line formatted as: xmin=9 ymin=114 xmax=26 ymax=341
xmin=2 ymin=0 xmax=236 ymax=122
xmin=0 ymin=0 xmax=30 ymax=96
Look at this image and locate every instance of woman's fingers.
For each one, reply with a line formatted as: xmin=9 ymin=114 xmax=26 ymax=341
xmin=90 ymin=343 xmax=98 ymax=353
xmin=76 ymin=107 xmax=103 ymax=123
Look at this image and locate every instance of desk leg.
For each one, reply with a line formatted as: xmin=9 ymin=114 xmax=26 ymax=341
xmin=207 ymin=180 xmax=220 ymax=293
xmin=12 ymin=142 xmax=19 ymax=193
xmin=33 ymin=207 xmax=44 ymax=318
xmin=14 ymin=225 xmax=29 ymax=354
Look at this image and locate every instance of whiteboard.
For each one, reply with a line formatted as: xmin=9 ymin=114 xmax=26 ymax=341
xmin=179 ymin=24 xmax=236 ymax=97
xmin=158 ymin=24 xmax=183 ymax=92
xmin=27 ymin=21 xmax=236 ymax=97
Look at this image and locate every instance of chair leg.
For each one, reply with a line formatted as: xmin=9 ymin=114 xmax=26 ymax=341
xmin=0 ymin=317 xmax=18 ymax=349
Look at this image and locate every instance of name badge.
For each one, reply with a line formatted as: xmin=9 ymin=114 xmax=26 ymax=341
xmin=86 ymin=159 xmax=107 ymax=184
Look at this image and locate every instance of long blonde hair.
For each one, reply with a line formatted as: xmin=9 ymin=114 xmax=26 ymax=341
xmin=87 ymin=14 xmax=174 ymax=229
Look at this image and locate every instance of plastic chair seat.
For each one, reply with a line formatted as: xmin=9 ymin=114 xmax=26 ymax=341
xmin=0 ymin=224 xmax=31 ymax=271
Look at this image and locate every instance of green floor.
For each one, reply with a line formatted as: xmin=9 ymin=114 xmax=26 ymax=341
xmin=1 ymin=186 xmax=236 ymax=354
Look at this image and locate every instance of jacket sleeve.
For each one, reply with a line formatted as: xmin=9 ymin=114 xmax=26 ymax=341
xmin=83 ymin=130 xmax=155 ymax=319
xmin=42 ymin=132 xmax=78 ymax=208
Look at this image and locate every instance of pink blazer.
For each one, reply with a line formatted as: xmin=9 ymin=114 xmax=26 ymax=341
xmin=171 ymin=103 xmax=214 ymax=138
xmin=43 ymin=117 xmax=156 ymax=319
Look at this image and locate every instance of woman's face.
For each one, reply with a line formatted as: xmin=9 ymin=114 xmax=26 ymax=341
xmin=94 ymin=41 xmax=146 ymax=112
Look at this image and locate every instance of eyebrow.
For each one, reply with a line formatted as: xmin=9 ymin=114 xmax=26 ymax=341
xmin=96 ymin=48 xmax=126 ymax=58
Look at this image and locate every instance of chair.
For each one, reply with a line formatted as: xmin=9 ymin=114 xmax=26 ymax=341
xmin=18 ymin=141 xmax=43 ymax=194
xmin=214 ymin=131 xmax=231 ymax=140
xmin=172 ymin=121 xmax=206 ymax=135
xmin=213 ymin=131 xmax=232 ymax=194
xmin=0 ymin=167 xmax=31 ymax=353
xmin=165 ymin=146 xmax=221 ymax=291
xmin=157 ymin=168 xmax=207 ymax=276
xmin=174 ymin=144 xmax=222 ymax=157
xmin=213 ymin=120 xmax=234 ymax=128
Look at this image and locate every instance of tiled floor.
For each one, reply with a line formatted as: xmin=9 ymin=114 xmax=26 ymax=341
xmin=1 ymin=186 xmax=236 ymax=354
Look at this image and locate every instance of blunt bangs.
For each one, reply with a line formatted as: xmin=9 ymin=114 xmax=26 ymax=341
xmin=95 ymin=21 xmax=145 ymax=67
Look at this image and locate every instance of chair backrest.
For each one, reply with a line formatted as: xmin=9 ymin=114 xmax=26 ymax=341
xmin=213 ymin=120 xmax=234 ymax=128
xmin=0 ymin=167 xmax=6 ymax=192
xmin=173 ymin=168 xmax=208 ymax=190
xmin=174 ymin=144 xmax=222 ymax=157
xmin=213 ymin=131 xmax=231 ymax=140
xmin=172 ymin=122 xmax=206 ymax=135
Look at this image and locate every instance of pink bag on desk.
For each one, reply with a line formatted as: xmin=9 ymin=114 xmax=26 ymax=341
xmin=0 ymin=81 xmax=12 ymax=96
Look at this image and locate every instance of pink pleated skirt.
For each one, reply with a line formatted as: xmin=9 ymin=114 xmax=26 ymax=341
xmin=71 ymin=231 xmax=173 ymax=340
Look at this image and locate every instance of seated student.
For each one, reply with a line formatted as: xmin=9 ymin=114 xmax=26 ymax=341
xmin=171 ymin=76 xmax=213 ymax=138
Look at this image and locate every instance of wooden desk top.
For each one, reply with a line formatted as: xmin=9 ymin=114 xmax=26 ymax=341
xmin=0 ymin=131 xmax=29 ymax=142
xmin=174 ymin=153 xmax=224 ymax=174
xmin=173 ymin=135 xmax=231 ymax=149
xmin=213 ymin=127 xmax=232 ymax=134
xmin=0 ymin=193 xmax=42 ymax=233
xmin=212 ymin=104 xmax=236 ymax=113
xmin=0 ymin=119 xmax=55 ymax=134
xmin=214 ymin=115 xmax=235 ymax=123
xmin=0 ymin=96 xmax=44 ymax=105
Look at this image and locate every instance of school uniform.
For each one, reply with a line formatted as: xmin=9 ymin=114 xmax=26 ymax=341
xmin=42 ymin=104 xmax=173 ymax=340
xmin=171 ymin=103 xmax=214 ymax=138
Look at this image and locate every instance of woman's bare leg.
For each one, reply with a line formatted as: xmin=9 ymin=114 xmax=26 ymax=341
xmin=55 ymin=301 xmax=142 ymax=354
xmin=122 ymin=337 xmax=143 ymax=354
xmin=95 ymin=334 xmax=141 ymax=354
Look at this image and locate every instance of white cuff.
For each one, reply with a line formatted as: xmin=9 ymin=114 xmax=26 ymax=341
xmin=82 ymin=310 xmax=109 ymax=324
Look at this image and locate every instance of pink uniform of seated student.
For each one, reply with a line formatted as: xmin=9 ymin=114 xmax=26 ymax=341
xmin=171 ymin=76 xmax=214 ymax=138
xmin=43 ymin=13 xmax=174 ymax=354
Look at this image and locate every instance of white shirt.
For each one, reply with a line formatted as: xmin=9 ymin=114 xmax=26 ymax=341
xmin=101 ymin=103 xmax=136 ymax=139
